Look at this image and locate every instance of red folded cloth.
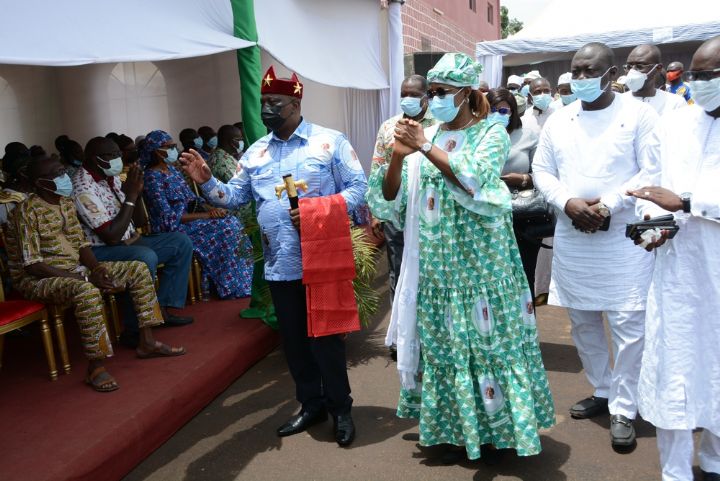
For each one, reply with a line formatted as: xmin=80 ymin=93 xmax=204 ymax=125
xmin=300 ymin=194 xmax=360 ymax=337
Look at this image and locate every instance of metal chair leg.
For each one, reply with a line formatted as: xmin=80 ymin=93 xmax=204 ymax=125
xmin=187 ymin=265 xmax=197 ymax=305
xmin=39 ymin=318 xmax=58 ymax=381
xmin=192 ymin=257 xmax=202 ymax=300
xmin=50 ymin=306 xmax=71 ymax=374
xmin=106 ymin=294 xmax=122 ymax=342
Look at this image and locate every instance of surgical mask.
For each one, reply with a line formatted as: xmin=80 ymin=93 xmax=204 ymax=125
xmin=98 ymin=156 xmax=123 ymax=176
xmin=70 ymin=158 xmax=83 ymax=167
xmin=624 ymin=67 xmax=653 ymax=92
xmin=193 ymin=137 xmax=204 ymax=149
xmin=571 ymin=69 xmax=611 ymax=103
xmin=429 ymin=92 xmax=464 ymax=123
xmin=560 ymin=93 xmax=577 ymax=105
xmin=514 ymin=94 xmax=527 ymax=115
xmin=487 ymin=112 xmax=510 ymax=128
xmin=531 ymin=93 xmax=552 ymax=111
xmin=261 ymin=102 xmax=290 ymax=131
xmin=162 ymin=147 xmax=179 ymax=164
xmin=520 ymin=84 xmax=530 ymax=97
xmin=237 ymin=140 xmax=244 ymax=153
xmin=400 ymin=96 xmax=424 ymax=117
xmin=207 ymin=136 xmax=218 ymax=149
xmin=689 ymin=77 xmax=720 ymax=112
xmin=40 ymin=173 xmax=73 ymax=197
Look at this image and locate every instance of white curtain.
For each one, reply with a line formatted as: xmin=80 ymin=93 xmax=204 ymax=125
xmin=344 ymin=89 xmax=384 ymax=175
xmin=478 ymin=55 xmax=504 ymax=88
xmin=255 ymin=0 xmax=389 ymax=90
xmin=0 ymin=0 xmax=252 ymax=66
xmin=382 ymin=0 xmax=405 ymax=121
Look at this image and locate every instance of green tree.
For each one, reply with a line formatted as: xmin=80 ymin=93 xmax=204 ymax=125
xmin=500 ymin=6 xmax=524 ymax=39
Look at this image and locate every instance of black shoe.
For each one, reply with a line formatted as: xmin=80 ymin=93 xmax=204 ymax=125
xmin=163 ymin=313 xmax=194 ymax=327
xmin=570 ymin=395 xmax=609 ymax=419
xmin=276 ymin=408 xmax=328 ymax=437
xmin=610 ymin=414 xmax=636 ymax=447
xmin=333 ymin=413 xmax=355 ymax=447
xmin=702 ymin=470 xmax=720 ymax=481
xmin=119 ymin=330 xmax=140 ymax=349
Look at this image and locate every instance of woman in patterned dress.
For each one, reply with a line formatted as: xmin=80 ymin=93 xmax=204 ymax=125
xmin=140 ymin=130 xmax=252 ymax=299
xmin=366 ymin=53 xmax=554 ymax=462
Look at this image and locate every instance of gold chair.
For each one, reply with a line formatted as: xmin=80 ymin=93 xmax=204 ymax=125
xmin=0 ymin=266 xmax=58 ymax=381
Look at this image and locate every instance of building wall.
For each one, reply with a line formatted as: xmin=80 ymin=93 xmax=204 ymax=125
xmin=402 ymin=0 xmax=501 ymax=56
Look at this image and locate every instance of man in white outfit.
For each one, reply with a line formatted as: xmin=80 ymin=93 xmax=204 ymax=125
xmin=523 ymin=77 xmax=558 ymax=135
xmin=623 ymin=44 xmax=687 ymax=116
xmin=627 ymin=35 xmax=720 ymax=481
xmin=533 ymin=42 xmax=659 ymax=449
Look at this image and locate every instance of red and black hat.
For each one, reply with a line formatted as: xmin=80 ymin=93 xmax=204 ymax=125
xmin=260 ymin=66 xmax=303 ymax=99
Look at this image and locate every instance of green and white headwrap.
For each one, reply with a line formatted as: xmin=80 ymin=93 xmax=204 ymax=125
xmin=426 ymin=53 xmax=484 ymax=89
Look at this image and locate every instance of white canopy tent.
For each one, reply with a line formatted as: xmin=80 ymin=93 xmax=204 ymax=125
xmin=0 ymin=0 xmax=402 ymax=173
xmin=476 ymin=0 xmax=720 ymax=87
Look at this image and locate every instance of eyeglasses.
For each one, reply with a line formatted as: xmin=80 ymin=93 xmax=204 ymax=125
xmin=623 ymin=63 xmax=656 ymax=72
xmin=491 ymin=107 xmax=511 ymax=115
xmin=682 ymin=68 xmax=720 ymax=82
xmin=427 ymin=87 xmax=459 ymax=99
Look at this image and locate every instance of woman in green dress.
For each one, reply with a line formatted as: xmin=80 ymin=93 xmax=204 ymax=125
xmin=367 ymin=53 xmax=554 ymax=461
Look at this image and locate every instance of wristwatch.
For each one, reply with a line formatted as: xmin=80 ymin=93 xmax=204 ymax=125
xmin=680 ymin=192 xmax=692 ymax=213
xmin=420 ymin=142 xmax=432 ymax=155
xmin=597 ymin=203 xmax=610 ymax=217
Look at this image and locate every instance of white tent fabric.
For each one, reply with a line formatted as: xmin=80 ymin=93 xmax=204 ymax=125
xmin=0 ymin=0 xmax=253 ymax=66
xmin=384 ymin=1 xmax=405 ymax=119
xmin=255 ymin=0 xmax=388 ymax=90
xmin=477 ymin=0 xmax=720 ymax=71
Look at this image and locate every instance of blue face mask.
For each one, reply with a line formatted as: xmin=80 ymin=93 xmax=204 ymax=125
xmin=193 ymin=137 xmax=203 ymax=149
xmin=207 ymin=136 xmax=218 ymax=149
xmin=40 ymin=173 xmax=73 ymax=197
xmin=487 ymin=112 xmax=510 ymax=128
xmin=532 ymin=93 xmax=552 ymax=111
xmin=560 ymin=93 xmax=577 ymax=106
xmin=70 ymin=158 xmax=83 ymax=167
xmin=400 ymin=96 xmax=424 ymax=117
xmin=571 ymin=69 xmax=611 ymax=103
xmin=520 ymin=84 xmax=530 ymax=97
xmin=98 ymin=156 xmax=123 ymax=177
xmin=429 ymin=92 xmax=463 ymax=123
xmin=162 ymin=147 xmax=179 ymax=164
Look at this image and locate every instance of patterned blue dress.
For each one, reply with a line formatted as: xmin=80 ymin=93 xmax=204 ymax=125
xmin=144 ymin=165 xmax=253 ymax=299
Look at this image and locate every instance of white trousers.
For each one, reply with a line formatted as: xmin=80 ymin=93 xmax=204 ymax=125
xmin=567 ymin=309 xmax=644 ymax=419
xmin=657 ymin=428 xmax=720 ymax=481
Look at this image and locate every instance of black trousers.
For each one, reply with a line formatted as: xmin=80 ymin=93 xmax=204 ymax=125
xmin=268 ymin=280 xmax=352 ymax=416
xmin=382 ymin=222 xmax=404 ymax=303
xmin=513 ymin=222 xmax=541 ymax=300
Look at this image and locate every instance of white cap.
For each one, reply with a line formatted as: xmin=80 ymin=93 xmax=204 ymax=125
xmin=507 ymin=74 xmax=523 ymax=85
xmin=557 ymin=72 xmax=572 ymax=85
xmin=617 ymin=75 xmax=628 ymax=85
xmin=524 ymin=70 xmax=541 ymax=80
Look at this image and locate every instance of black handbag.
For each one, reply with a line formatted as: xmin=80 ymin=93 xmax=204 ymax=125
xmin=511 ymin=188 xmax=556 ymax=243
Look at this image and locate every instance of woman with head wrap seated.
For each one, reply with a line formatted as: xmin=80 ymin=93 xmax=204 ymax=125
xmin=366 ymin=53 xmax=554 ymax=463
xmin=140 ymin=130 xmax=253 ymax=299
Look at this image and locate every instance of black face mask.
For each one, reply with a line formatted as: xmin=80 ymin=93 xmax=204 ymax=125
xmin=261 ymin=102 xmax=290 ymax=131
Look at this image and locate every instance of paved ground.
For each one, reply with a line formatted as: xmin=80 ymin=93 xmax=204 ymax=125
xmin=124 ymin=261 xmax=700 ymax=481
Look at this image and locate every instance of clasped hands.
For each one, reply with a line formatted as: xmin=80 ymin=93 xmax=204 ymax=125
xmin=564 ymin=197 xmax=606 ymax=233
xmin=392 ymin=118 xmax=428 ymax=157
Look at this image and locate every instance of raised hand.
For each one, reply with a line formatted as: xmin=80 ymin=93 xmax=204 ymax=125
xmin=121 ymin=164 xmax=144 ymax=201
xmin=179 ymin=149 xmax=212 ymax=184
xmin=627 ymin=186 xmax=683 ymax=212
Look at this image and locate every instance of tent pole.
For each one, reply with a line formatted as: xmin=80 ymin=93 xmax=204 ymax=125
xmin=230 ymin=0 xmax=276 ymax=327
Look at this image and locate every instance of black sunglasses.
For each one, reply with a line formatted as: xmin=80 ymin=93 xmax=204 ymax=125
xmin=427 ymin=87 xmax=460 ymax=99
xmin=682 ymin=68 xmax=720 ymax=82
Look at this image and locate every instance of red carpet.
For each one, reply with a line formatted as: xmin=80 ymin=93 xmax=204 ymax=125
xmin=0 ymin=298 xmax=279 ymax=481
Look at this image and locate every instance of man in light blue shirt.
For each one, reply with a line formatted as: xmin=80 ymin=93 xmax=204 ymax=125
xmin=180 ymin=67 xmax=366 ymax=447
